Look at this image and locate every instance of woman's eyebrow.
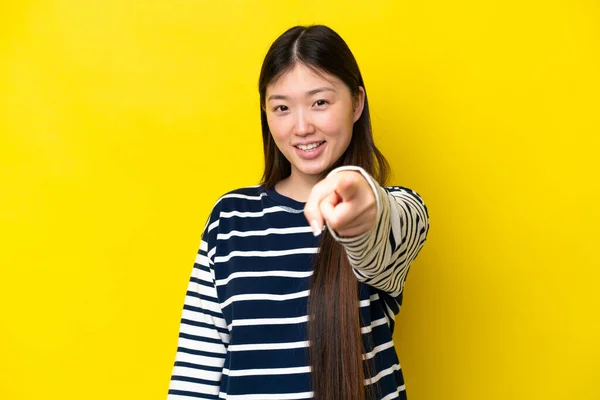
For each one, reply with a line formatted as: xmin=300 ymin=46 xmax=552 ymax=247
xmin=306 ymin=87 xmax=336 ymax=96
xmin=267 ymin=87 xmax=336 ymax=101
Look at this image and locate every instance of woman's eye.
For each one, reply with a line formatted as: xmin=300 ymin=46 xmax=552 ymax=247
xmin=314 ymin=99 xmax=328 ymax=107
xmin=274 ymin=105 xmax=289 ymax=112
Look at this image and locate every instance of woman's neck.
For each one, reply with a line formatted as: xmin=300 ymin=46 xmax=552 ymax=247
xmin=274 ymin=172 xmax=323 ymax=203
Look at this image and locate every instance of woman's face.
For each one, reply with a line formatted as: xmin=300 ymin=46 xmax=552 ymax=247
xmin=265 ymin=63 xmax=364 ymax=183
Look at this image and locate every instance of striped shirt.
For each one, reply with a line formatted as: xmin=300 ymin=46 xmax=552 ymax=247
xmin=167 ymin=166 xmax=430 ymax=400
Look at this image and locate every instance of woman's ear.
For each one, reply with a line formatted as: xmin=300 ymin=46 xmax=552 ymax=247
xmin=352 ymin=86 xmax=366 ymax=123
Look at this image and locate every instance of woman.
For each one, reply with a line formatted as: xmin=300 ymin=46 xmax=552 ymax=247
xmin=167 ymin=24 xmax=430 ymax=400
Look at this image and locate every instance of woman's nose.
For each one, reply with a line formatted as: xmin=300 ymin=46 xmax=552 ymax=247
xmin=294 ymin=110 xmax=315 ymax=136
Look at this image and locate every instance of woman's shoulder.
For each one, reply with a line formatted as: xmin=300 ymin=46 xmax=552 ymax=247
xmin=383 ymin=184 xmax=429 ymax=218
xmin=219 ymin=184 xmax=266 ymax=199
xmin=213 ymin=185 xmax=267 ymax=207
xmin=200 ymin=185 xmax=267 ymax=235
xmin=206 ymin=184 xmax=268 ymax=216
xmin=384 ymin=185 xmax=425 ymax=201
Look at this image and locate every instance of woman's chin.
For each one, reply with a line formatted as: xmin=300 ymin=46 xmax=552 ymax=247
xmin=293 ymin=164 xmax=329 ymax=180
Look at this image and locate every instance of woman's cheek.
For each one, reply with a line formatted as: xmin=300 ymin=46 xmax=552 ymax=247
xmin=318 ymin=111 xmax=346 ymax=136
xmin=267 ymin=118 xmax=286 ymax=140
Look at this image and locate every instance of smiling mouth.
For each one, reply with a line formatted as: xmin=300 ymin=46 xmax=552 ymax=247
xmin=295 ymin=141 xmax=325 ymax=151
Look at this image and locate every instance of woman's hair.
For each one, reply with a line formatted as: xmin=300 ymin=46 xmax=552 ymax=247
xmin=258 ymin=25 xmax=390 ymax=400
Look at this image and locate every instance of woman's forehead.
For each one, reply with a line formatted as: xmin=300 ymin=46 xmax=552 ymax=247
xmin=266 ymin=64 xmax=341 ymax=96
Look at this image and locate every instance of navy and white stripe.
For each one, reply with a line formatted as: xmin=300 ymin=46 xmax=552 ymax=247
xmin=168 ymin=167 xmax=429 ymax=399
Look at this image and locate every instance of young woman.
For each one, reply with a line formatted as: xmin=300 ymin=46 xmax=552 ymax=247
xmin=167 ymin=25 xmax=430 ymax=400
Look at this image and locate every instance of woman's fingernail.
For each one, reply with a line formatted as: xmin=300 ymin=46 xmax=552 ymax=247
xmin=311 ymin=219 xmax=322 ymax=236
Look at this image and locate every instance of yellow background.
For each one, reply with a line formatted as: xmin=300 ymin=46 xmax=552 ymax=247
xmin=1 ymin=1 xmax=599 ymax=399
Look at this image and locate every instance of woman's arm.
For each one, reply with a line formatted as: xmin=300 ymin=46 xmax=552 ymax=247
xmin=167 ymin=217 xmax=228 ymax=399
xmin=326 ymin=166 xmax=430 ymax=295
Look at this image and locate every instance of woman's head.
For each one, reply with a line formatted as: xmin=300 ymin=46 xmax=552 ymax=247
xmin=257 ymin=25 xmax=389 ymax=400
xmin=258 ymin=25 xmax=388 ymax=187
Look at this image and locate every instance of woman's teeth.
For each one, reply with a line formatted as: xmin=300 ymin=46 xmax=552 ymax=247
xmin=296 ymin=141 xmax=324 ymax=151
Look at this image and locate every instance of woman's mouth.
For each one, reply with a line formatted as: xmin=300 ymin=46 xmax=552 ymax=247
xmin=294 ymin=141 xmax=327 ymax=160
xmin=295 ymin=141 xmax=325 ymax=152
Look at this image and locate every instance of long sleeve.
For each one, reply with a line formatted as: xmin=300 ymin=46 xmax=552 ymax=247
xmin=326 ymin=166 xmax=430 ymax=295
xmin=167 ymin=216 xmax=229 ymax=399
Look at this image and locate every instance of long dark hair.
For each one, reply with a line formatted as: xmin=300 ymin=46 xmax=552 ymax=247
xmin=258 ymin=25 xmax=390 ymax=400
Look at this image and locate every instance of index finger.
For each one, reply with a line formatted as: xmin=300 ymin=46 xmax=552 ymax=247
xmin=304 ymin=176 xmax=341 ymax=235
